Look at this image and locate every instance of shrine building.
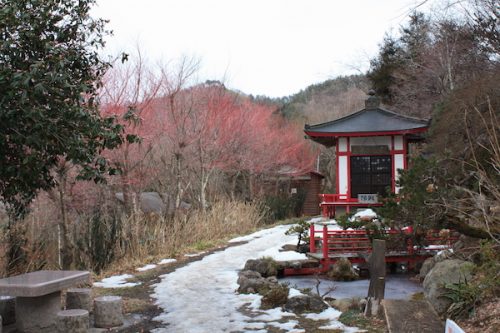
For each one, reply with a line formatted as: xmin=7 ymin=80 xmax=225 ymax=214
xmin=304 ymin=90 xmax=430 ymax=217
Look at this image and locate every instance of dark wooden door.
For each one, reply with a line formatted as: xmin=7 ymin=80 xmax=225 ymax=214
xmin=350 ymin=155 xmax=392 ymax=198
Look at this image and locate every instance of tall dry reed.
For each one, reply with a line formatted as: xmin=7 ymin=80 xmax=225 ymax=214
xmin=1 ymin=199 xmax=266 ymax=276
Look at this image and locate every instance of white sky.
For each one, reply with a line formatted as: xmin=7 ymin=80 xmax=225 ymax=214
xmin=93 ymin=0 xmax=431 ymax=98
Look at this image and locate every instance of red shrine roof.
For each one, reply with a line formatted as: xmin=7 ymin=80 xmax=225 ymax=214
xmin=304 ymin=91 xmax=430 ymax=146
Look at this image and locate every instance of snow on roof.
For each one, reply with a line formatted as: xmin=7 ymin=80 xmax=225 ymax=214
xmin=352 ymin=208 xmax=378 ymax=220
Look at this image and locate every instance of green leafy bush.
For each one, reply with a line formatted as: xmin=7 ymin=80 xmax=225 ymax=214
xmin=443 ymin=280 xmax=480 ymax=318
xmin=442 ymin=241 xmax=499 ymax=319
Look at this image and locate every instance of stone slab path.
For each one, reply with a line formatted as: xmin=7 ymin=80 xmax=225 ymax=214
xmin=383 ymin=299 xmax=444 ymax=333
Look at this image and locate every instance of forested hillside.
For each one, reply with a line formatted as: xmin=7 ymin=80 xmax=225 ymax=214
xmin=250 ymin=74 xmax=369 ymax=125
xmin=370 ymin=3 xmax=499 ymax=330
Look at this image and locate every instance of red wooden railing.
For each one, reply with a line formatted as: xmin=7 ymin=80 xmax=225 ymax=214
xmin=318 ymin=194 xmax=383 ymax=218
xmin=309 ymin=224 xmax=459 ymax=258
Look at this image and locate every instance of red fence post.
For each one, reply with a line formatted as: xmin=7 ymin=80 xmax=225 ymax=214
xmin=322 ymin=225 xmax=329 ymax=259
xmin=310 ymin=223 xmax=316 ymax=253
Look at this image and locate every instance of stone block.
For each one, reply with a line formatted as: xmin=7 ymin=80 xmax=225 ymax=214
xmin=57 ymin=309 xmax=89 ymax=333
xmin=0 ymin=296 xmax=15 ymax=325
xmin=66 ymin=288 xmax=92 ymax=312
xmin=16 ymin=291 xmax=62 ymax=333
xmin=94 ymin=296 xmax=123 ymax=328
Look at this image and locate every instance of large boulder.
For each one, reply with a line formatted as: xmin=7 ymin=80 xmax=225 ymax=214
xmin=237 ymin=270 xmax=278 ymax=294
xmin=243 ymin=258 xmax=278 ymax=277
xmin=327 ymin=258 xmax=358 ymax=281
xmin=423 ymin=259 xmax=475 ymax=315
xmin=115 ymin=192 xmax=191 ymax=214
xmin=419 ymin=257 xmax=436 ymax=280
xmin=284 ymin=294 xmax=328 ymax=313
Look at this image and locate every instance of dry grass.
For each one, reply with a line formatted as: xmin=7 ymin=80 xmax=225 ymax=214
xmin=102 ymin=200 xmax=265 ymax=274
xmin=0 ymin=199 xmax=265 ymax=277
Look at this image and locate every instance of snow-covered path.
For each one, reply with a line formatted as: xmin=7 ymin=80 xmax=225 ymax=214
xmin=152 ymin=225 xmax=298 ymax=332
xmin=151 ymin=225 xmax=358 ymax=333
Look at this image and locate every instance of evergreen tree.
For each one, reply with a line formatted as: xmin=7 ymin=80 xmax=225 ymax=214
xmin=0 ymin=0 xmax=127 ymax=217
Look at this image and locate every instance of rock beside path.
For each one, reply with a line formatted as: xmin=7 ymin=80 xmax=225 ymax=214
xmin=237 ymin=270 xmax=278 ymax=294
xmin=243 ymin=258 xmax=278 ymax=277
xmin=327 ymin=257 xmax=359 ymax=281
xmin=284 ymin=294 xmax=329 ymax=313
xmin=423 ymin=259 xmax=475 ymax=315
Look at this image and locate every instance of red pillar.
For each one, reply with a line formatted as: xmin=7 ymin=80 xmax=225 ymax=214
xmin=322 ymin=225 xmax=329 ymax=259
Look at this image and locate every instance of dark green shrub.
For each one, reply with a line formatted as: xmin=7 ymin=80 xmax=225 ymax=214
xmin=285 ymin=219 xmax=310 ymax=248
xmin=261 ymin=284 xmax=290 ymax=309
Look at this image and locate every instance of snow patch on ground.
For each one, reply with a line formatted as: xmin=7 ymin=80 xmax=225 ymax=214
xmin=305 ymin=307 xmax=342 ymax=320
xmin=93 ymin=274 xmax=140 ymax=288
xmin=228 ymin=227 xmax=279 ymax=243
xmin=307 ymin=216 xmax=324 ymax=223
xmin=306 ymin=308 xmax=362 ymax=332
xmin=184 ymin=251 xmax=206 ymax=257
xmin=157 ymin=258 xmax=177 ymax=265
xmin=288 ymin=288 xmax=304 ymax=298
xmin=137 ymin=264 xmax=157 ymax=272
xmin=268 ymin=320 xmax=302 ymax=331
xmin=260 ymin=245 xmax=308 ymax=261
xmin=253 ymin=307 xmax=296 ymax=322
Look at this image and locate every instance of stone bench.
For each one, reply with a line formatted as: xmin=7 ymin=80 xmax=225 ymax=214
xmin=0 ymin=270 xmax=89 ymax=333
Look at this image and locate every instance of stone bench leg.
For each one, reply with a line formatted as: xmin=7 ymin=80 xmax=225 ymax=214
xmin=16 ymin=291 xmax=61 ymax=333
xmin=94 ymin=296 xmax=123 ymax=328
xmin=57 ymin=309 xmax=89 ymax=333
xmin=66 ymin=288 xmax=92 ymax=312
xmin=0 ymin=296 xmax=16 ymax=325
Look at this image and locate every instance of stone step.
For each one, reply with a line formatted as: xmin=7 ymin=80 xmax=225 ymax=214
xmin=383 ymin=299 xmax=445 ymax=333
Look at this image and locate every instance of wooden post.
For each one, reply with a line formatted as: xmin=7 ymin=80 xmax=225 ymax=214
xmin=365 ymin=239 xmax=386 ymax=317
xmin=310 ymin=224 xmax=316 ymax=253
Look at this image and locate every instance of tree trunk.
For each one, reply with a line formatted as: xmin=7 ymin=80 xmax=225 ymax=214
xmin=57 ymin=175 xmax=74 ymax=270
xmin=248 ymin=173 xmax=255 ymax=201
xmin=174 ymin=152 xmax=183 ymax=212
xmin=446 ymin=215 xmax=499 ymax=240
xmin=121 ymin=171 xmax=132 ymax=214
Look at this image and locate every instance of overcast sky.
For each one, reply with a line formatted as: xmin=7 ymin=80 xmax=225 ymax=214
xmin=92 ymin=0 xmax=432 ymax=98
